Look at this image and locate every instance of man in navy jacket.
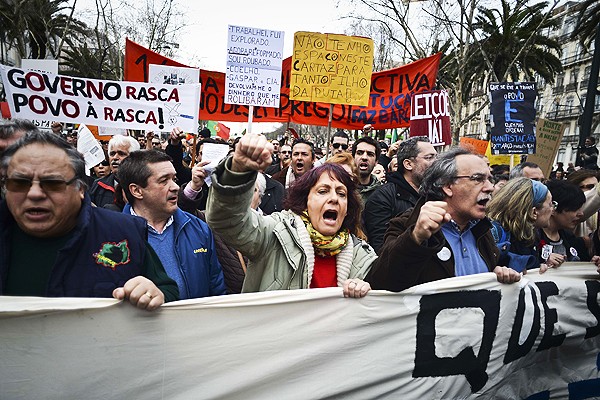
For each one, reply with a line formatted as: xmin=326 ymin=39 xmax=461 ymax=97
xmin=0 ymin=130 xmax=177 ymax=310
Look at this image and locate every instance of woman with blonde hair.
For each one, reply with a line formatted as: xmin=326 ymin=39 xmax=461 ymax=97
xmin=325 ymin=152 xmax=359 ymax=181
xmin=486 ymin=177 xmax=554 ymax=271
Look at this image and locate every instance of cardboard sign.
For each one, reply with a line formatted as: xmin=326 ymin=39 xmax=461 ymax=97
xmin=291 ymin=32 xmax=374 ymax=106
xmin=460 ymin=137 xmax=489 ymax=155
xmin=527 ymin=118 xmax=566 ymax=177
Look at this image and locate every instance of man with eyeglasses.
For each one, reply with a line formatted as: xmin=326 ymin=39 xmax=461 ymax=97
xmin=0 ymin=130 xmax=178 ymax=310
xmin=367 ymin=147 xmax=521 ymax=292
xmin=364 ymin=136 xmax=437 ymax=254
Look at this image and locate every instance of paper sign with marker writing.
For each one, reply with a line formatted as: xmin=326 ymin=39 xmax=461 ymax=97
xmin=291 ymin=32 xmax=374 ymax=106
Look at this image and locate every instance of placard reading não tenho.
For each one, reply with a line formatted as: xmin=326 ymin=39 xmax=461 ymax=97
xmin=225 ymin=25 xmax=284 ymax=108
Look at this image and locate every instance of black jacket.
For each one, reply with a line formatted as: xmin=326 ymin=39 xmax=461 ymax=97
xmin=363 ymin=171 xmax=420 ymax=254
xmin=366 ymin=197 xmax=498 ymax=292
xmin=260 ymin=176 xmax=284 ymax=215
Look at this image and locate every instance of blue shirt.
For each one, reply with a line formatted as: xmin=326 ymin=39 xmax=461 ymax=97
xmin=441 ymin=220 xmax=488 ymax=277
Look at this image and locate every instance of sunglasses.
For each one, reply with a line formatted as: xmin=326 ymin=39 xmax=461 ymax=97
xmin=99 ymin=160 xmax=109 ymax=166
xmin=3 ymin=176 xmax=78 ymax=193
xmin=152 ymin=141 xmax=161 ymax=146
xmin=280 ymin=150 xmax=291 ymax=154
xmin=580 ymin=184 xmax=596 ymax=190
xmin=332 ymin=143 xmax=349 ymax=150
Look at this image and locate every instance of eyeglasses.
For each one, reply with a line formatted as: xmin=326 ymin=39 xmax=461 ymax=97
xmin=452 ymin=174 xmax=494 ymax=185
xmin=414 ymin=154 xmax=437 ymax=161
xmin=332 ymin=143 xmax=349 ymax=150
xmin=152 ymin=141 xmax=161 ymax=146
xmin=2 ymin=176 xmax=78 ymax=192
xmin=280 ymin=150 xmax=291 ymax=154
xmin=580 ymin=184 xmax=596 ymax=190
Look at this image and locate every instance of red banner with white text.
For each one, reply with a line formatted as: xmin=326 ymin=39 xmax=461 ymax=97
xmin=125 ymin=38 xmax=441 ymax=130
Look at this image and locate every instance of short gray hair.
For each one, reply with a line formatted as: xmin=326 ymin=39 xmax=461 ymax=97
xmin=509 ymin=162 xmax=540 ymax=179
xmin=1 ymin=130 xmax=87 ymax=190
xmin=419 ymin=147 xmax=476 ymax=200
xmin=108 ymin=135 xmax=140 ymax=153
xmin=256 ymin=172 xmax=267 ymax=198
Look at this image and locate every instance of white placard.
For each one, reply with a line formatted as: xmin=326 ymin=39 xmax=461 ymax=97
xmin=201 ymin=142 xmax=231 ymax=187
xmin=0 ymin=64 xmax=201 ymax=133
xmin=76 ymin=124 xmax=106 ymax=170
xmin=225 ymin=25 xmax=284 ymax=108
xmin=148 ymin=64 xmax=200 ymax=85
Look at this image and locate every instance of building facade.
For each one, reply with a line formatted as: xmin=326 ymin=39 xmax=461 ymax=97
xmin=460 ymin=1 xmax=600 ymax=167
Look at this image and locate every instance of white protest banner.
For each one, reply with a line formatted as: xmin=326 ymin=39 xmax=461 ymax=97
xmin=148 ymin=64 xmax=200 ymax=85
xmin=21 ymin=59 xmax=58 ymax=74
xmin=0 ymin=64 xmax=200 ymax=133
xmin=225 ymin=25 xmax=284 ymax=108
xmin=1 ymin=264 xmax=599 ymax=399
xmin=76 ymin=124 xmax=105 ymax=170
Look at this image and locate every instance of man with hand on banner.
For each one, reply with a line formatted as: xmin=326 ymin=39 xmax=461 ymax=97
xmin=367 ymin=147 xmax=521 ymax=292
xmin=117 ymin=150 xmax=226 ymax=300
xmin=0 ymin=130 xmax=178 ymax=310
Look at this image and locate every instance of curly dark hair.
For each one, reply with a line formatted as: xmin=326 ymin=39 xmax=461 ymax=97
xmin=283 ymin=163 xmax=363 ymax=236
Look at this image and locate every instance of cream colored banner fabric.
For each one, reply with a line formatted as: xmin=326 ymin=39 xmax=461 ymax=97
xmin=1 ymin=264 xmax=599 ymax=399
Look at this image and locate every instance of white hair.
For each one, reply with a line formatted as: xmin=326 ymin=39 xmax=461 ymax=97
xmin=108 ymin=134 xmax=140 ymax=153
xmin=256 ymin=172 xmax=267 ymax=198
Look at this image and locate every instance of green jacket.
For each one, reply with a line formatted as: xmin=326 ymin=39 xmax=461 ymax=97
xmin=358 ymin=175 xmax=381 ymax=205
xmin=206 ymin=158 xmax=378 ymax=293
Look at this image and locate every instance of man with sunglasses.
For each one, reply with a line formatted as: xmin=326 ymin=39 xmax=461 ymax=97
xmin=0 ymin=131 xmax=178 ymax=309
xmin=367 ymin=147 xmax=521 ymax=292
xmin=265 ymin=143 xmax=291 ymax=176
xmin=330 ymin=130 xmax=350 ymax=156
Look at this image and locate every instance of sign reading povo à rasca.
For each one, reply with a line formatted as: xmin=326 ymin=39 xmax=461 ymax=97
xmin=225 ymin=25 xmax=285 ymax=108
xmin=489 ymin=82 xmax=537 ymax=155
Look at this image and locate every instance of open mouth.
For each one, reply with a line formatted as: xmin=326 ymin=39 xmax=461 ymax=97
xmin=323 ymin=210 xmax=338 ymax=222
xmin=477 ymin=197 xmax=490 ymax=207
xmin=358 ymin=162 xmax=369 ymax=170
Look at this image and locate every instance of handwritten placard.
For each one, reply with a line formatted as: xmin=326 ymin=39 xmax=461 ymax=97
xmin=291 ymin=32 xmax=374 ymax=106
xmin=225 ymin=25 xmax=284 ymax=108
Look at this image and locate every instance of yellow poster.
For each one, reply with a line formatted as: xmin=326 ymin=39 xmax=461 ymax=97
xmin=485 ymin=142 xmax=519 ymax=166
xmin=291 ymin=32 xmax=374 ymax=106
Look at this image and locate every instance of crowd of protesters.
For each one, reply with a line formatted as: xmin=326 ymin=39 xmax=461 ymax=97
xmin=1 ymin=119 xmax=600 ymax=311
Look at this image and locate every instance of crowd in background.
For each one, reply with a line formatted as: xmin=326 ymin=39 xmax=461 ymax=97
xmin=1 ymin=119 xmax=600 ymax=311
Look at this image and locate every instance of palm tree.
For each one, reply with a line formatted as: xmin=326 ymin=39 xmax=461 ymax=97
xmin=0 ymin=0 xmax=87 ymax=60
xmin=470 ymin=0 xmax=563 ymax=85
xmin=571 ymin=0 xmax=600 ymax=49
